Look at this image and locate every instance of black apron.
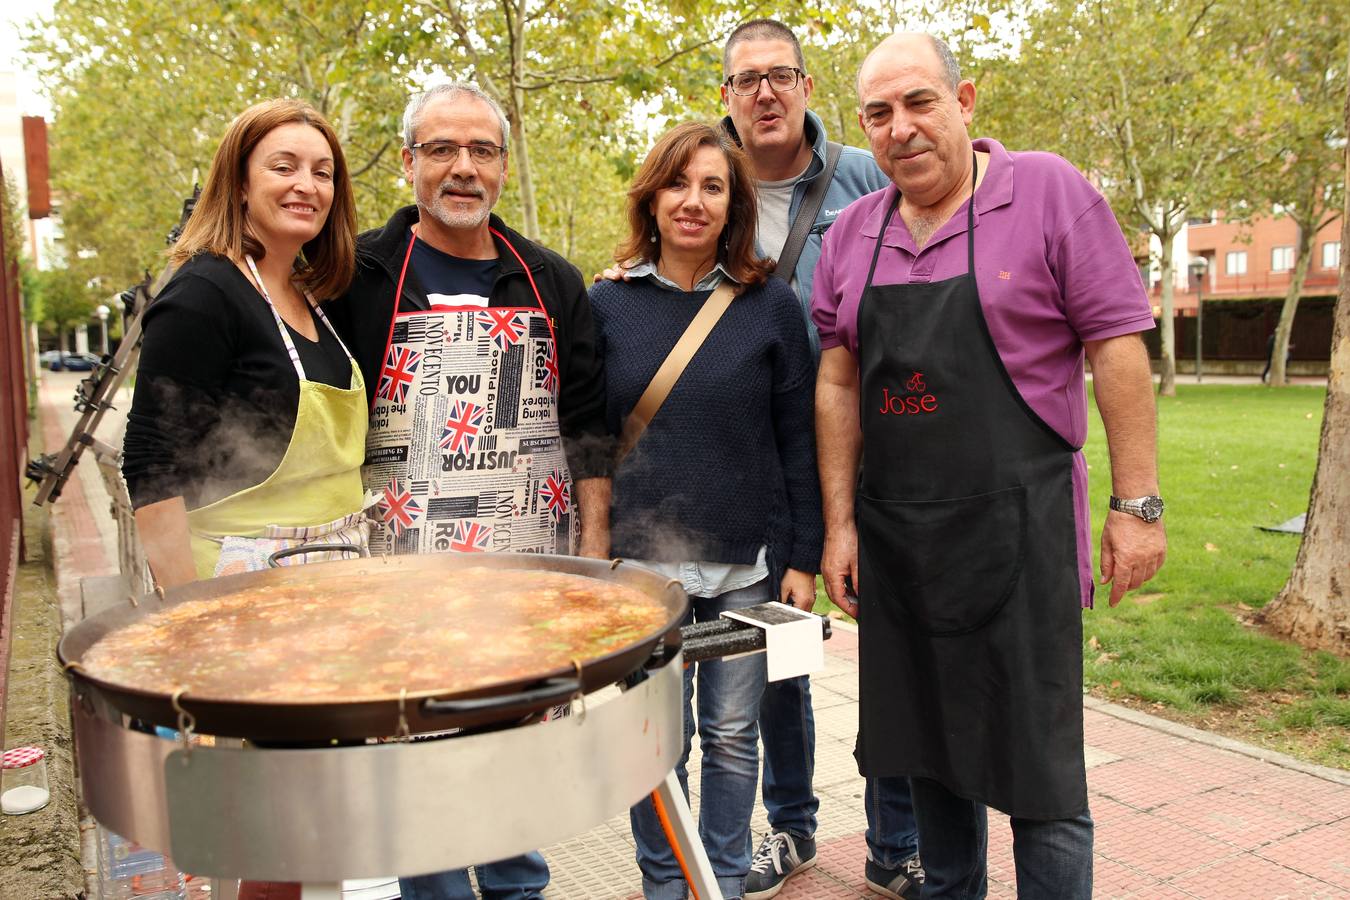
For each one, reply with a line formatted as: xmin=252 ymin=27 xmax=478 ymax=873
xmin=853 ymin=160 xmax=1087 ymax=820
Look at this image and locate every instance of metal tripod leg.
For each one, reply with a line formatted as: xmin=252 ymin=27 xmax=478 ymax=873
xmin=654 ymin=770 xmax=723 ymax=900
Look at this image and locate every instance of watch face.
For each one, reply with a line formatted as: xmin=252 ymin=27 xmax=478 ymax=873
xmin=1141 ymin=497 xmax=1164 ymax=521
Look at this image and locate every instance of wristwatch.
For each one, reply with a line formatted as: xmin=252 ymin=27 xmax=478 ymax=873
xmin=1109 ymin=495 xmax=1165 ymax=523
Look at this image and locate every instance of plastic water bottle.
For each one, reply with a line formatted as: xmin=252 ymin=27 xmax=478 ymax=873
xmin=97 ymin=825 xmax=186 ymax=900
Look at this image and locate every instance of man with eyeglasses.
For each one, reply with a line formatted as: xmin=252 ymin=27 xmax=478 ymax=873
xmin=717 ymin=18 xmax=925 ymax=900
xmin=327 ymin=81 xmax=612 ymax=900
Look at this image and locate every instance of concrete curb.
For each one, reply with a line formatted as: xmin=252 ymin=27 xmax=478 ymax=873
xmin=826 ymin=614 xmax=1350 ymax=787
xmin=1082 ymin=695 xmax=1350 ymax=787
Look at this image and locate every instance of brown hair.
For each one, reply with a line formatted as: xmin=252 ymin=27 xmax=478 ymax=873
xmin=171 ymin=99 xmax=356 ymax=300
xmin=723 ymin=18 xmax=806 ymax=75
xmin=615 ymin=122 xmax=773 ymax=287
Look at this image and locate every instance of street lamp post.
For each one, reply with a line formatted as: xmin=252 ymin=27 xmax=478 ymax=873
xmin=1189 ymin=257 xmax=1208 ymax=384
xmin=95 ymin=304 xmax=110 ymax=355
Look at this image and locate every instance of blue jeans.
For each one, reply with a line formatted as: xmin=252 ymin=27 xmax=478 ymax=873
xmin=397 ymin=853 xmax=549 ymax=900
xmin=631 ymin=579 xmax=771 ymax=899
xmin=908 ymin=776 xmax=1092 ymax=900
xmin=866 ymin=775 xmax=920 ymax=868
xmin=760 ymin=675 xmax=919 ymax=866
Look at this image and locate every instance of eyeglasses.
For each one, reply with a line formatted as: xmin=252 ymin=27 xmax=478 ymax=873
xmin=724 ymin=66 xmax=804 ymax=96
xmin=410 ymin=141 xmax=507 ymax=165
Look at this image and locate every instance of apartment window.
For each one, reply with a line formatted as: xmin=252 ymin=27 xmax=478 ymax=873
xmin=1271 ymin=246 xmax=1294 ymax=272
xmin=1225 ymin=250 xmax=1247 ymax=276
xmin=1323 ymin=241 xmax=1341 ymax=270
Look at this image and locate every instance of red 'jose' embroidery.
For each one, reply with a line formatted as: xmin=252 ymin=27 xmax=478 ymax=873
xmin=878 ymin=385 xmax=939 ymax=416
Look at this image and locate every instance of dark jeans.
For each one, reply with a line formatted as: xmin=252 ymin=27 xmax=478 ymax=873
xmin=397 ymin=853 xmax=549 ymax=900
xmin=760 ymin=674 xmax=919 ymax=865
xmin=909 ymin=776 xmax=1092 ymax=900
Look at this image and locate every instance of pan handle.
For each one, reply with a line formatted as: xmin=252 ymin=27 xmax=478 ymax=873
xmin=267 ymin=542 xmax=369 ymax=568
xmin=420 ymin=677 xmax=582 ymax=719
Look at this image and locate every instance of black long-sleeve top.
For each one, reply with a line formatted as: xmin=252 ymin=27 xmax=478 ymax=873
xmin=122 ymin=253 xmax=352 ymax=510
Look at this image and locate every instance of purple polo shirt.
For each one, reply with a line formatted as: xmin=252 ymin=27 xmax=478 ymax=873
xmin=811 ymin=138 xmax=1155 ymax=606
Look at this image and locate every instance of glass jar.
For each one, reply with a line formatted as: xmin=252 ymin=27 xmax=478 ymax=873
xmin=2 ymin=746 xmax=51 ymax=814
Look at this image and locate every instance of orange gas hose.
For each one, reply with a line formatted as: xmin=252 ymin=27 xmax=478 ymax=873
xmin=650 ymin=788 xmax=702 ymax=900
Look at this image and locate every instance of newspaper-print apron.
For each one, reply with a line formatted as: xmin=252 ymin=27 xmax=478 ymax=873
xmin=363 ymin=227 xmax=579 ymax=558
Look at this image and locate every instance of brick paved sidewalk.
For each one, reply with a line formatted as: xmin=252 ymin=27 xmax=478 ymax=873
xmin=546 ymin=624 xmax=1350 ymax=899
xmin=36 ymin=370 xmax=124 ymax=616
xmin=38 ymin=368 xmax=1350 ymax=899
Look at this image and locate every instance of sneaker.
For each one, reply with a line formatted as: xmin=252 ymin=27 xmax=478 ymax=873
xmin=864 ymin=853 xmax=925 ymax=900
xmin=743 ymin=831 xmax=818 ymax=899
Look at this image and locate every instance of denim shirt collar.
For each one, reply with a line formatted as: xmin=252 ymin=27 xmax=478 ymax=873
xmin=628 ymin=259 xmax=740 ymax=293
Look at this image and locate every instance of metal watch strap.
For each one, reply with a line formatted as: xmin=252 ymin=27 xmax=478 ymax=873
xmin=1109 ymin=495 xmax=1164 ymax=522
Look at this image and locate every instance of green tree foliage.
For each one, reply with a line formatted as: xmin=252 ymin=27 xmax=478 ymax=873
xmin=800 ymin=0 xmax=1016 ymax=153
xmin=33 ymin=266 xmax=95 ymax=352
xmin=393 ymin=0 xmax=757 ymax=242
xmin=26 ymin=0 xmax=410 ymax=295
xmin=42 ymin=0 xmax=1273 ymax=310
xmin=1250 ymin=0 xmax=1347 ymax=387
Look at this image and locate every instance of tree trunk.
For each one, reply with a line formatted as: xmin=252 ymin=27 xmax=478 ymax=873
xmin=1270 ymin=219 xmax=1316 ymax=387
xmin=1261 ymin=72 xmax=1350 ymax=655
xmin=1157 ymin=230 xmax=1177 ymax=396
xmin=508 ymin=103 xmax=540 ymax=241
xmin=505 ymin=0 xmax=539 ymax=241
xmin=565 ymin=202 xmax=575 ymax=262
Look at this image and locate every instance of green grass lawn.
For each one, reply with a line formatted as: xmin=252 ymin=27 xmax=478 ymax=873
xmin=816 ymin=384 xmax=1350 ymax=769
xmin=1083 ymin=384 xmax=1349 ymax=768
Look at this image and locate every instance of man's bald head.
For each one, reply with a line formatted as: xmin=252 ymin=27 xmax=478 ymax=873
xmin=855 ymin=31 xmax=977 ymax=211
xmin=858 ymin=33 xmax=961 ymax=96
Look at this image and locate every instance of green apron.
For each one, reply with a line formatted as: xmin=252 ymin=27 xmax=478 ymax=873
xmin=186 ymin=256 xmax=367 ymax=579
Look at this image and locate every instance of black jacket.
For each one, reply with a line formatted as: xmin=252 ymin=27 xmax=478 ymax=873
xmin=325 ymin=205 xmax=613 ymax=479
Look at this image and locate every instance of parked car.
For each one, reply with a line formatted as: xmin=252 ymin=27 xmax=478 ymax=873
xmin=45 ymin=351 xmax=101 ymax=372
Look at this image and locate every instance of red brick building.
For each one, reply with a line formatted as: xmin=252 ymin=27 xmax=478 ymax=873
xmin=1186 ymin=214 xmax=1340 ymax=302
xmin=1140 ymin=214 xmax=1340 ymax=372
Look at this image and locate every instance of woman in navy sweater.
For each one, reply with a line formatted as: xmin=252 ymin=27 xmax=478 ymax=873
xmin=590 ymin=122 xmax=823 ymax=900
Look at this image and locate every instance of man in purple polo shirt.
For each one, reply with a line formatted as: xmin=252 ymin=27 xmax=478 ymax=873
xmin=812 ymin=33 xmax=1166 ymax=899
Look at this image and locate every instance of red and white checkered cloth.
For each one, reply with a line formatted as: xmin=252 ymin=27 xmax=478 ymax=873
xmin=2 ymin=746 xmax=45 ymax=769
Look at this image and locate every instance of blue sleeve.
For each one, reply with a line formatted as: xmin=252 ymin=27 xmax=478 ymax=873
xmin=766 ymin=282 xmax=824 ymax=573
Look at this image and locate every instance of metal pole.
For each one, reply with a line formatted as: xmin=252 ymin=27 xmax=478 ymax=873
xmin=1196 ymin=280 xmax=1203 ymax=383
xmin=96 ymin=304 xmax=110 ymax=354
xmin=653 ymin=771 xmax=724 ymax=899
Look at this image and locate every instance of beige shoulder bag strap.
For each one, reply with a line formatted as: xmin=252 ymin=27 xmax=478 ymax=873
xmin=617 ymin=281 xmax=738 ymax=463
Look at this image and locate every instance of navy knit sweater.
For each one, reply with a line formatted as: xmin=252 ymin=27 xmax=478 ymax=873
xmin=590 ymin=276 xmax=823 ymax=575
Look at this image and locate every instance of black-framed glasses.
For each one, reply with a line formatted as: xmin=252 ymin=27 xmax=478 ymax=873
xmin=410 ymin=141 xmax=507 ymax=165
xmin=724 ymin=66 xmax=804 ymax=96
